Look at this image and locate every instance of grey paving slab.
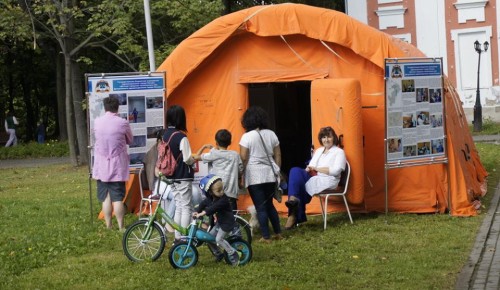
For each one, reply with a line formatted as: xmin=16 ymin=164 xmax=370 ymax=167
xmin=456 ymin=181 xmax=500 ymax=290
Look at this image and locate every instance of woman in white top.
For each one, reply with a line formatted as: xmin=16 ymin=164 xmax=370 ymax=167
xmin=239 ymin=106 xmax=282 ymax=243
xmin=285 ymin=126 xmax=346 ymax=229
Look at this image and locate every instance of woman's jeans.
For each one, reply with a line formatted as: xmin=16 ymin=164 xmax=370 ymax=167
xmin=248 ymin=182 xmax=282 ymax=239
xmin=288 ymin=167 xmax=313 ymax=223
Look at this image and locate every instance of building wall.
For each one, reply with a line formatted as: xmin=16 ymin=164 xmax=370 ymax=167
xmin=347 ymin=0 xmax=500 ymax=122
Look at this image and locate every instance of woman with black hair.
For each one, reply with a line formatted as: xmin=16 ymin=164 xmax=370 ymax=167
xmin=161 ymin=105 xmax=195 ymax=241
xmin=285 ymin=126 xmax=346 ymax=229
xmin=239 ymin=106 xmax=282 ymax=243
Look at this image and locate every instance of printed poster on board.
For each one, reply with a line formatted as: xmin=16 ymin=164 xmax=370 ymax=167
xmin=86 ymin=72 xmax=166 ymax=168
xmin=385 ymin=59 xmax=445 ymax=163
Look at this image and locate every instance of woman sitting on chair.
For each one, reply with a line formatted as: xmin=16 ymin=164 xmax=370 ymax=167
xmin=285 ymin=126 xmax=346 ymax=229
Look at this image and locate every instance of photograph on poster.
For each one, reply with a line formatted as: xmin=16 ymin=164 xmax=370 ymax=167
xmin=416 ymin=88 xmax=429 ymax=102
xmin=403 ymin=113 xmax=417 ymax=128
xmin=403 ymin=145 xmax=417 ymax=157
xmin=429 ymin=89 xmax=442 ymax=103
xmin=417 ymin=141 xmax=431 ymax=156
xmin=431 ymin=139 xmax=445 ymax=154
xmin=128 ymin=96 xmax=146 ymax=123
xmin=130 ymin=153 xmax=146 ymax=165
xmin=430 ymin=113 xmax=443 ymax=128
xmin=147 ymin=126 xmax=163 ymax=139
xmin=131 ymin=135 xmax=147 ymax=148
xmin=146 ymin=96 xmax=163 ymax=109
xmin=416 ymin=111 xmax=429 ymax=126
xmin=110 ymin=93 xmax=127 ymax=105
xmin=402 ymin=79 xmax=415 ymax=92
xmin=388 ymin=138 xmax=402 ymax=153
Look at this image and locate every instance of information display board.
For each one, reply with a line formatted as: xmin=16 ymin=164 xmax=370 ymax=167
xmin=86 ymin=72 xmax=166 ymax=168
xmin=385 ymin=58 xmax=446 ymax=166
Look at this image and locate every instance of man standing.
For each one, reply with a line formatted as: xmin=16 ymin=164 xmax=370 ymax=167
xmin=4 ymin=110 xmax=19 ymax=147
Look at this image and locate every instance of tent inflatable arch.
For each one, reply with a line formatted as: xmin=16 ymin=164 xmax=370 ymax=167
xmin=157 ymin=3 xmax=487 ymax=216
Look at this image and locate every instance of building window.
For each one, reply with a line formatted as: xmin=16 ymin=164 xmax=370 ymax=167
xmin=375 ymin=5 xmax=407 ymax=29
xmin=453 ymin=0 xmax=488 ymax=23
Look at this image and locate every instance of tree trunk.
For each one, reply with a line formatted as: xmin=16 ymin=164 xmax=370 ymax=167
xmin=21 ymin=74 xmax=35 ymax=141
xmin=64 ymin=53 xmax=78 ymax=166
xmin=71 ymin=61 xmax=89 ymax=164
xmin=56 ymin=53 xmax=68 ymax=141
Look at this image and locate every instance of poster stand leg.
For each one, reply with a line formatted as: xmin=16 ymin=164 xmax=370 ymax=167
xmin=384 ymin=138 xmax=389 ymax=224
xmin=88 ymin=172 xmax=93 ymax=226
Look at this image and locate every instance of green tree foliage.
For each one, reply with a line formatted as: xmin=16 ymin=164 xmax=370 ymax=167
xmin=0 ymin=0 xmax=344 ymax=163
xmin=0 ymin=0 xmax=57 ymax=142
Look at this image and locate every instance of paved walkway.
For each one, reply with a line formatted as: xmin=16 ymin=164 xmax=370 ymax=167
xmin=456 ymin=180 xmax=500 ymax=290
xmin=0 ymin=156 xmax=70 ymax=169
xmin=472 ymin=134 xmax=500 ymax=143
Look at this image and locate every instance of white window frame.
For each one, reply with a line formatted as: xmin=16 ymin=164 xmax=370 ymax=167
xmin=453 ymin=0 xmax=488 ymax=23
xmin=375 ymin=5 xmax=407 ymax=29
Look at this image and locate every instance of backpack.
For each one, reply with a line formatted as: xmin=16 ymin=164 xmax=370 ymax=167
xmin=156 ymin=131 xmax=181 ymax=177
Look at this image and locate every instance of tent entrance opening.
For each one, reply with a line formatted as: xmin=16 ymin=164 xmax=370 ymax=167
xmin=248 ymin=81 xmax=312 ymax=178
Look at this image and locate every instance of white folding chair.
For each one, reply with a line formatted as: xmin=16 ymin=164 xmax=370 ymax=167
xmin=316 ymin=160 xmax=353 ymax=230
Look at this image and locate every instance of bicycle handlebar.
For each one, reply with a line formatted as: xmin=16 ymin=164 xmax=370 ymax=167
xmin=158 ymin=174 xmax=193 ymax=185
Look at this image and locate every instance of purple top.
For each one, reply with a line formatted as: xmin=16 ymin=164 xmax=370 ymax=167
xmin=92 ymin=112 xmax=133 ymax=182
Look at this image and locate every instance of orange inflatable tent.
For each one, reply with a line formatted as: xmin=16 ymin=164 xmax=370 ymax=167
xmin=157 ymin=3 xmax=487 ymax=216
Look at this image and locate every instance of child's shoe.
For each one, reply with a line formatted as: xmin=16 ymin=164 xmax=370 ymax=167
xmin=228 ymin=251 xmax=241 ymax=267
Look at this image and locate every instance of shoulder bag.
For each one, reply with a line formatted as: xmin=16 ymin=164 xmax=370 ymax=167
xmin=256 ymin=130 xmax=282 ymax=203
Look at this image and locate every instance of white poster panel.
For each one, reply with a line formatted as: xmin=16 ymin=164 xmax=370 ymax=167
xmin=385 ymin=59 xmax=446 ymax=164
xmin=86 ymin=72 xmax=166 ymax=168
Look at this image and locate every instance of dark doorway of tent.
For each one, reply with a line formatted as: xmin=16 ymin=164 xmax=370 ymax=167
xmin=248 ymin=81 xmax=312 ymax=187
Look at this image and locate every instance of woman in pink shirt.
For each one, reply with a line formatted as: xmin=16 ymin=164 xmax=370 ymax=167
xmin=92 ymin=97 xmax=133 ymax=230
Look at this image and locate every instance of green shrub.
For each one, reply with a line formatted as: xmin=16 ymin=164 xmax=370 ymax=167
xmin=469 ymin=119 xmax=500 ymax=135
xmin=0 ymin=140 xmax=69 ymax=159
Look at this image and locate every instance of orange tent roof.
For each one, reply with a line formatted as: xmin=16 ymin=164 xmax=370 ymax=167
xmin=158 ymin=3 xmax=487 ymax=216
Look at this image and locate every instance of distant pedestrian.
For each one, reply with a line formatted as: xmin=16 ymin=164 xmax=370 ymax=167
xmin=4 ymin=110 xmax=19 ymax=147
xmin=36 ymin=120 xmax=45 ymax=144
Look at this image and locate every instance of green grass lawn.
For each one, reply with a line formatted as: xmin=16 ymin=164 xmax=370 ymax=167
xmin=0 ymin=143 xmax=498 ymax=289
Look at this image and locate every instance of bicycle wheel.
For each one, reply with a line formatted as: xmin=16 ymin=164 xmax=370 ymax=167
xmin=233 ymin=215 xmax=253 ymax=244
xmin=168 ymin=241 xmax=198 ymax=269
xmin=223 ymin=238 xmax=252 ymax=266
xmin=122 ymin=220 xmax=165 ymax=262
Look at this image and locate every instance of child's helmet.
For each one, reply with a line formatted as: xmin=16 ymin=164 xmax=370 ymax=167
xmin=198 ymin=174 xmax=222 ymax=196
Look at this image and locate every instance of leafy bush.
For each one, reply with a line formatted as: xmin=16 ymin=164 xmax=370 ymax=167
xmin=0 ymin=140 xmax=69 ymax=159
